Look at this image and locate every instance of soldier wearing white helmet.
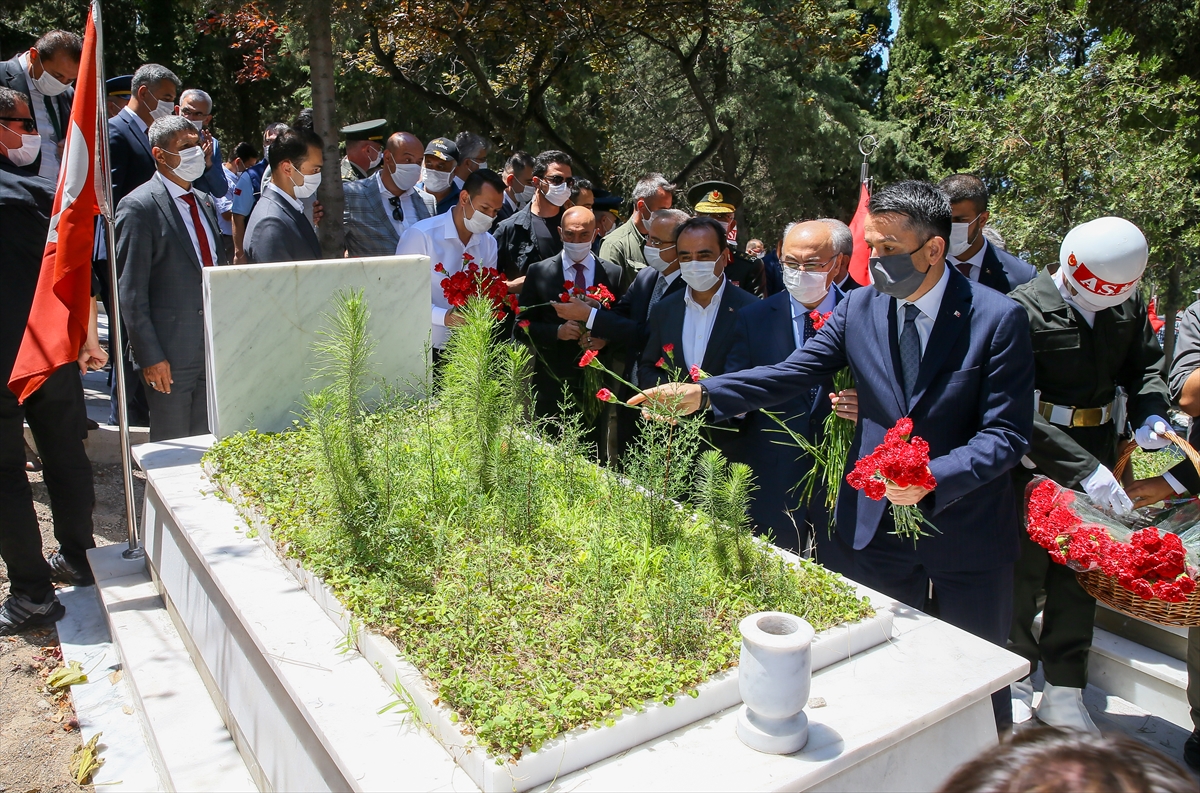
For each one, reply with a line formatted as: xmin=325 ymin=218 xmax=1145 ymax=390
xmin=1007 ymin=216 xmax=1171 ymax=735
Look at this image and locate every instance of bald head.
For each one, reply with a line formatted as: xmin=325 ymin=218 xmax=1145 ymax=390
xmin=561 ymin=206 xmax=596 ymax=242
xmin=386 ymin=131 xmax=423 ymax=164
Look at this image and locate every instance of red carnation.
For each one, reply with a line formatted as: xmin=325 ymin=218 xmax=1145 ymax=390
xmin=809 ymin=310 xmax=833 ymax=331
xmin=655 ymin=357 xmax=666 ymax=368
xmin=689 ymin=364 xmax=703 ymax=382
xmin=663 ymin=343 xmax=675 ymax=355
xmin=518 ymin=319 xmax=531 ymax=330
xmin=579 ymin=349 xmax=599 ymax=368
xmin=596 ymin=388 xmax=616 ymax=403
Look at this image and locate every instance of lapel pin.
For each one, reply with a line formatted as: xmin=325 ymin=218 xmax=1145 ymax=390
xmin=954 ymin=310 xmax=961 ymax=317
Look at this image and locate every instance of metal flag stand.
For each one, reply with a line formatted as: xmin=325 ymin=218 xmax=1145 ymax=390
xmin=91 ymin=0 xmax=142 ymax=560
xmin=858 ymin=134 xmax=878 ymax=191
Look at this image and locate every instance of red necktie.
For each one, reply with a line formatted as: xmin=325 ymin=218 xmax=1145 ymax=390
xmin=956 ymin=261 xmax=972 ymax=278
xmin=180 ymin=193 xmax=215 ymax=267
xmin=573 ymin=261 xmax=587 ymax=291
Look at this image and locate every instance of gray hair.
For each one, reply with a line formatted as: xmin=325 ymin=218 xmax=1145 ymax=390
xmin=982 ymin=225 xmax=1007 ymax=251
xmin=179 ymin=88 xmax=212 ymax=112
xmin=132 ymin=64 xmax=181 ymax=96
xmin=781 ymin=218 xmax=854 ymax=258
xmin=148 ymin=115 xmax=195 ymax=151
xmin=649 ymin=208 xmax=690 ymax=238
xmin=633 ymin=173 xmax=675 ymax=204
xmin=0 ymin=86 xmax=30 ymax=116
xmin=454 ymin=131 xmax=489 ymax=161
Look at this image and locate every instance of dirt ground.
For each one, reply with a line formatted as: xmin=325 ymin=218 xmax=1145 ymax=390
xmin=0 ymin=462 xmax=145 ymax=793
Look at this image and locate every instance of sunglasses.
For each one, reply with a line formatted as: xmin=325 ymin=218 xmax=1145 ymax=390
xmin=0 ymin=116 xmax=37 ymax=133
xmin=541 ymin=174 xmax=576 ymax=187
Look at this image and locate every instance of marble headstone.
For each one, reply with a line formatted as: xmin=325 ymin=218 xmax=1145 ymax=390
xmin=202 ymin=255 xmax=431 ymax=438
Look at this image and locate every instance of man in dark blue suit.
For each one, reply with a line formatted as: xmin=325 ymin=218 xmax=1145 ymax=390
xmin=110 ymin=64 xmax=179 ymax=208
xmin=939 ymin=174 xmax=1037 ymax=293
xmin=632 ymin=182 xmax=1035 ymax=730
xmin=725 ymin=219 xmax=853 ymax=559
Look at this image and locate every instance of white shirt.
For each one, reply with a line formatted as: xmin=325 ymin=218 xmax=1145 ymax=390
xmin=789 ymin=288 xmax=837 ymax=350
xmin=266 ymin=181 xmax=303 ymax=213
xmin=950 ymin=239 xmax=989 ymax=282
xmin=156 ymin=172 xmax=219 ymax=266
xmin=895 ymin=262 xmax=951 ymax=355
xmin=19 ymin=52 xmax=63 ymax=182
xmin=376 ymin=174 xmax=425 ymax=235
xmin=396 ymin=210 xmax=498 ymax=349
xmin=1052 ymin=268 xmax=1097 ymax=328
xmin=682 ymin=276 xmax=728 ymax=370
xmin=215 ymin=165 xmax=239 ymax=235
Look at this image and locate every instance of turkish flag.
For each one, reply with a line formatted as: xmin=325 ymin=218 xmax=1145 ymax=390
xmin=1148 ymin=298 xmax=1165 ymax=333
xmin=847 ymin=182 xmax=871 ymax=287
xmin=8 ymin=4 xmax=103 ymax=402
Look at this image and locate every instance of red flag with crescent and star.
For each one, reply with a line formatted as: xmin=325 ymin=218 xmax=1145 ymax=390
xmin=847 ymin=181 xmax=871 ymax=287
xmin=8 ymin=3 xmax=103 ymax=402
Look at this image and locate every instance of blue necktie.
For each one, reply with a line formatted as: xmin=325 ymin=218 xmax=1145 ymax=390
xmin=799 ymin=310 xmax=820 ymax=410
xmin=899 ymin=303 xmax=922 ymax=405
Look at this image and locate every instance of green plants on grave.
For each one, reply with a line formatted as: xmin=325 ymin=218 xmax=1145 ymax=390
xmin=205 ymin=291 xmax=872 ymax=760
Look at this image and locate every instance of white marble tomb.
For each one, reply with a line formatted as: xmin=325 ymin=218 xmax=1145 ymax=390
xmin=202 ymin=255 xmax=431 ymax=438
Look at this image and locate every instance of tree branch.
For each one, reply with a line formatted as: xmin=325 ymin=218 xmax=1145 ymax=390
xmin=671 ymin=133 xmax=723 ymax=186
xmin=369 ymin=28 xmax=493 ymax=133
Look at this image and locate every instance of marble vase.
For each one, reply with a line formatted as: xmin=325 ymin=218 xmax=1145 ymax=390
xmin=736 ymin=611 xmax=815 ymax=754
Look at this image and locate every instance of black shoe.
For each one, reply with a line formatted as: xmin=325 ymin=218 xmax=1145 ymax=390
xmin=1185 ymin=728 xmax=1200 ymax=772
xmin=0 ymin=593 xmax=65 ymax=636
xmin=47 ymin=552 xmax=95 ymax=587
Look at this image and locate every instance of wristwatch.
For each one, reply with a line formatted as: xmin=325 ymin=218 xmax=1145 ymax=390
xmin=698 ymin=383 xmax=711 ymax=412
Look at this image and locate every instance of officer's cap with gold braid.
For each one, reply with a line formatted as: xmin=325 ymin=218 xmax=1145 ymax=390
xmin=340 ymin=118 xmax=389 ymax=142
xmin=687 ymin=180 xmax=742 ymax=214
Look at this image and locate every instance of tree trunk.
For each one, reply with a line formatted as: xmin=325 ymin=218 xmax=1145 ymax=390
xmin=307 ymin=3 xmax=344 ymax=257
xmin=1164 ymin=259 xmax=1182 ymax=365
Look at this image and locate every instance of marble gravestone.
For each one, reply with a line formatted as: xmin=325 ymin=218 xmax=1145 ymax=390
xmin=202 ymin=255 xmax=431 ymax=438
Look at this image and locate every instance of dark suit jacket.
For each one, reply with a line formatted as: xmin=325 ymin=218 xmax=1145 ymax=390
xmin=244 ymin=187 xmax=322 ymax=264
xmin=1170 ymin=300 xmax=1200 ymax=494
xmin=495 ymin=203 xmax=563 ymax=279
xmin=724 ymin=289 xmax=844 ymax=544
xmin=192 ymin=136 xmax=229 ymax=199
xmin=978 ymin=241 xmax=1037 ymax=294
xmin=590 ymin=266 xmax=686 ymax=364
xmin=109 ymin=110 xmax=158 ymax=209
xmin=640 ymin=280 xmax=759 ymax=385
xmin=519 ymin=253 xmax=625 ymax=384
xmin=701 ymin=268 xmax=1036 ymax=572
xmin=0 ymin=155 xmax=54 ymax=377
xmin=116 ymin=175 xmax=227 ymax=373
xmin=0 ymin=56 xmax=73 ymax=177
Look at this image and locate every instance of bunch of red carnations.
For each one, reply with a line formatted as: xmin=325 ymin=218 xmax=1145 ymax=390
xmin=436 ymin=253 xmax=517 ymax=319
xmin=845 ymin=417 xmax=938 ymax=542
xmin=1026 ymin=478 xmax=1197 ymax=603
xmin=558 ymin=282 xmax=616 ymax=307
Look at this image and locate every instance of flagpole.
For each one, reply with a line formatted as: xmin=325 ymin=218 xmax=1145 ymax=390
xmin=857 ymin=134 xmax=877 ymax=189
xmin=92 ymin=0 xmax=142 ymax=560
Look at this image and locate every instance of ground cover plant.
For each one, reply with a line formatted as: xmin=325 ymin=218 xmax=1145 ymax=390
xmin=205 ymin=290 xmax=872 ymax=760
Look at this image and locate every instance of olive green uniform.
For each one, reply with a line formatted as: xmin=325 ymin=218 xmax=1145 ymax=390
xmin=599 ymin=217 xmax=647 ymax=291
xmin=1007 ymin=270 xmax=1170 ymax=687
xmin=340 ymin=156 xmax=368 ymax=182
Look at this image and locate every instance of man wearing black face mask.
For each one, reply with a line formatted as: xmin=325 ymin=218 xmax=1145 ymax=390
xmin=632 ymin=180 xmax=1036 ymax=735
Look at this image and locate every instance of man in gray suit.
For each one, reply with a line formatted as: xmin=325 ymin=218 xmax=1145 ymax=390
xmin=244 ymin=127 xmax=324 ymax=264
xmin=343 ymin=131 xmax=435 ymax=257
xmin=117 ymin=115 xmax=228 ymax=442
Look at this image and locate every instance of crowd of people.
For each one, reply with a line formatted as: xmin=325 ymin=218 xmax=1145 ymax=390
xmin=0 ymin=28 xmax=1198 ymax=783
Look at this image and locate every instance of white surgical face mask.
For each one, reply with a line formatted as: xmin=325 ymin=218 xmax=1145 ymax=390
xmin=367 ymin=147 xmax=384 ymax=170
xmin=168 ymin=146 xmax=206 ymax=182
xmin=514 ymin=180 xmax=536 ymax=206
xmin=562 ymin=240 xmax=593 ymax=263
xmin=146 ymin=92 xmax=174 ymax=122
xmin=290 ymin=167 xmax=321 ymax=199
xmin=462 ymin=197 xmax=493 ymax=234
xmin=2 ymin=127 xmax=42 ymax=166
xmin=783 ymin=267 xmax=829 ymax=306
xmin=31 ymin=59 xmax=70 ymax=96
xmin=948 ymin=216 xmax=980 ymax=257
xmin=643 ymin=244 xmax=673 ymax=273
xmin=187 ymin=118 xmax=205 ymax=132
xmin=680 ymin=258 xmax=721 ymax=292
xmin=543 ymin=180 xmax=571 ymax=207
xmin=391 ymin=162 xmax=422 ymax=192
xmin=423 ymin=167 xmax=453 ymax=194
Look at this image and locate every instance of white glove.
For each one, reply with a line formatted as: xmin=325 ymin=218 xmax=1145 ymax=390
xmin=1134 ymin=415 xmax=1172 ymax=451
xmin=1082 ymin=464 xmax=1134 ymax=515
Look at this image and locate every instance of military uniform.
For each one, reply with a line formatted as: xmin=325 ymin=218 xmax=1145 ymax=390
xmin=686 ymin=181 xmax=765 ymax=297
xmin=1008 ymin=269 xmax=1169 ymax=689
xmin=339 ymin=118 xmax=387 ymax=183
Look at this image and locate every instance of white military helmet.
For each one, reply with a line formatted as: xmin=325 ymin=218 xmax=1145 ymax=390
xmin=1059 ymin=217 xmax=1148 ymax=309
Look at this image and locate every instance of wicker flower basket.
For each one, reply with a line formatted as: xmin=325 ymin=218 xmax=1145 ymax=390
xmin=1088 ymin=432 xmax=1200 ymax=627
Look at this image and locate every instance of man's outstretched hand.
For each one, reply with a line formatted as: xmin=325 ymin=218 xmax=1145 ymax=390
xmin=627 ymin=382 xmax=705 ymax=420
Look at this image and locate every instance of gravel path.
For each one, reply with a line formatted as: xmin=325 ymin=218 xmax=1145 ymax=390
xmin=0 ymin=461 xmax=145 ymax=792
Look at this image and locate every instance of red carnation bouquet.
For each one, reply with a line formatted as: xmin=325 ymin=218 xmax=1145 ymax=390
xmin=557 ymin=281 xmax=616 ymax=308
xmin=1026 ymin=477 xmax=1198 ymax=603
xmin=846 ymin=418 xmax=938 ymax=542
xmin=435 ymin=252 xmax=518 ymax=320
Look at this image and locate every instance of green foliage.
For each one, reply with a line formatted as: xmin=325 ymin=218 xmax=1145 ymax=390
xmin=206 ymin=292 xmax=871 ymax=759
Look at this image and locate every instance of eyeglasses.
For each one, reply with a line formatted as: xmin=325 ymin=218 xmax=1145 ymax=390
xmin=541 ymin=175 xmax=576 ymax=187
xmin=646 ymin=239 xmax=676 ymax=250
xmin=781 ymin=254 xmax=838 ymax=272
xmin=0 ymin=117 xmax=37 ymax=133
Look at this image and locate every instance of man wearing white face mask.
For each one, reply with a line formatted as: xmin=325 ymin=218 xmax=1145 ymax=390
xmin=420 ymin=137 xmax=461 ymax=215
xmin=343 ymin=131 xmax=434 ymax=257
xmin=938 ymin=174 xmax=1036 ymax=293
xmin=109 ymin=64 xmax=180 ymax=208
xmin=116 ymin=115 xmax=227 ymax=442
xmin=177 ymin=88 xmax=228 ymax=199
xmin=724 ymin=219 xmax=854 ymax=561
xmin=244 ymin=127 xmax=324 ymax=264
xmin=495 ymin=150 xmax=574 ymax=288
xmin=600 ymin=173 xmax=674 ymax=289
xmin=0 ymin=30 xmax=81 ymax=182
xmin=340 ymin=118 xmax=387 ymax=182
xmin=495 ymin=151 xmax=535 ymax=228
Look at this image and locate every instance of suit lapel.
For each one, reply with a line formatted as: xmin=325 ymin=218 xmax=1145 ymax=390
xmin=198 ymin=194 xmax=227 ymax=264
xmin=978 ymin=243 xmax=1006 ymax=292
xmin=872 ymin=291 xmax=907 ymax=413
xmin=772 ymin=293 xmax=798 ymax=359
xmin=122 ymin=113 xmax=154 ymax=161
xmin=702 ymin=285 xmax=740 ymax=372
xmin=151 ymin=177 xmax=202 ymax=271
xmin=909 ymin=269 xmax=972 ymax=410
